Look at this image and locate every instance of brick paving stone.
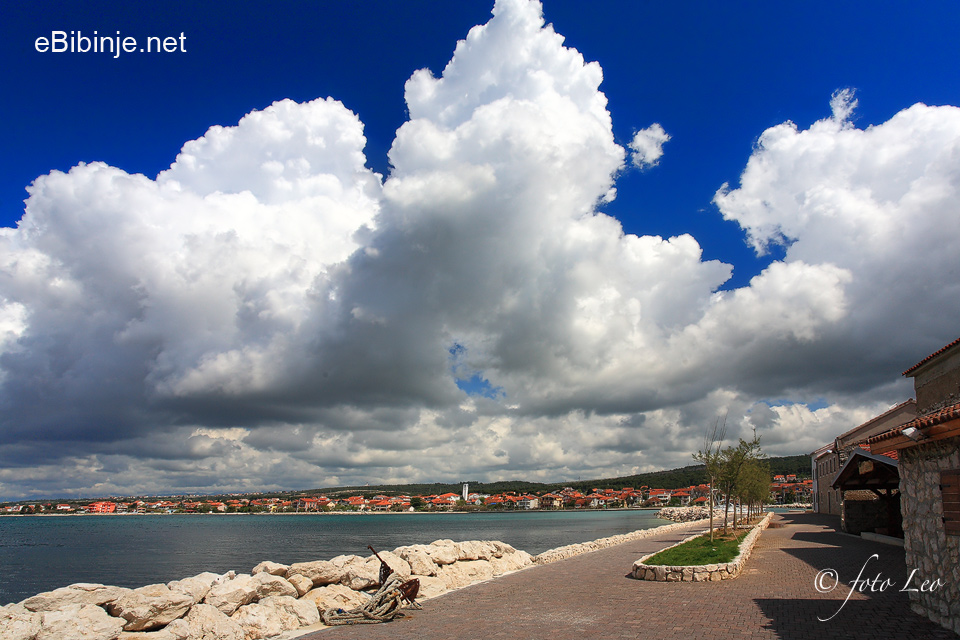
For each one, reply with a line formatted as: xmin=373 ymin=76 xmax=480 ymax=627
xmin=299 ymin=512 xmax=959 ymax=640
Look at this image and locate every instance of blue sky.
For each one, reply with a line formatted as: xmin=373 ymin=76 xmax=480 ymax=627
xmin=1 ymin=1 xmax=959 ymax=499
xmin=6 ymin=2 xmax=957 ymax=285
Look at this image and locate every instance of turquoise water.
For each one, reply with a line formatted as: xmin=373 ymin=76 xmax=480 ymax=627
xmin=0 ymin=509 xmax=669 ymax=604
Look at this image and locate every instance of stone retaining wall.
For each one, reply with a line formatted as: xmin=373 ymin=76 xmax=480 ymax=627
xmin=631 ymin=511 xmax=773 ymax=582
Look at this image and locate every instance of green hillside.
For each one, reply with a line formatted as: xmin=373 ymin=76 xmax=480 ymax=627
xmin=309 ymin=454 xmax=811 ymax=496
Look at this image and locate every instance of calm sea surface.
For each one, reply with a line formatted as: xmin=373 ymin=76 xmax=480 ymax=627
xmin=0 ymin=509 xmax=670 ymax=605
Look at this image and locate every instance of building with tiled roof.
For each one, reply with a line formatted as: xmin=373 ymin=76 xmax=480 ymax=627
xmin=867 ymin=337 xmax=960 ymax=635
xmin=810 ymin=398 xmax=916 ymax=516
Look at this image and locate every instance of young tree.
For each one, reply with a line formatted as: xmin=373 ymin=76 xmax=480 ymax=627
xmin=718 ymin=435 xmax=764 ymax=532
xmin=737 ymin=459 xmax=771 ymax=521
xmin=693 ymin=415 xmax=726 ymax=541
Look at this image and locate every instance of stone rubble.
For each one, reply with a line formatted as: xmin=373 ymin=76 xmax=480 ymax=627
xmin=0 ymin=538 xmax=537 ymax=640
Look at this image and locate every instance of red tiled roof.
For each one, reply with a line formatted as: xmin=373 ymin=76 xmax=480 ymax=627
xmin=865 ymin=401 xmax=960 ymax=444
xmin=836 ymin=398 xmax=916 ymax=442
xmin=903 ymin=337 xmax=960 ymax=376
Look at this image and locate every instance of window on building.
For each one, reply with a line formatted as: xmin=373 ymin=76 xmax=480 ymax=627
xmin=942 ymin=470 xmax=960 ymax=536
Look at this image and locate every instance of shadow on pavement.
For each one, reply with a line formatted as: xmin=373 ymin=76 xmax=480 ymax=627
xmin=754 ymin=512 xmax=958 ymax=639
xmin=754 ymin=598 xmax=959 ymax=640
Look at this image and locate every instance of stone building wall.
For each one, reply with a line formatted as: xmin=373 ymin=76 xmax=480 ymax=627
xmin=913 ymin=348 xmax=960 ymax=415
xmin=898 ymin=436 xmax=960 ymax=635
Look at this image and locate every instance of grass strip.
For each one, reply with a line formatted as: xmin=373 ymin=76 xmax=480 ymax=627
xmin=644 ymin=532 xmax=743 ymax=566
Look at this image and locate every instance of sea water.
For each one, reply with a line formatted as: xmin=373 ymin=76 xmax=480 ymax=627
xmin=0 ymin=509 xmax=670 ymax=604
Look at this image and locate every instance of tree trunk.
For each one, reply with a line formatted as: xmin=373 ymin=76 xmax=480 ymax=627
xmin=708 ymin=479 xmax=715 ymax=542
xmin=722 ymin=493 xmax=730 ymax=533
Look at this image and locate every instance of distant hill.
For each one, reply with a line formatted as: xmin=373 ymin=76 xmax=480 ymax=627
xmin=4 ymin=454 xmax=811 ymax=506
xmin=306 ymin=454 xmax=812 ymax=497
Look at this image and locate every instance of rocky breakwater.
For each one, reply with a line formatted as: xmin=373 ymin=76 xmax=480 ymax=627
xmin=0 ymin=539 xmax=533 ymax=640
xmin=656 ymin=506 xmax=725 ymax=522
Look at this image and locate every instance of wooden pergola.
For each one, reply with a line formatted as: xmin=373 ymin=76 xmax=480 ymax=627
xmin=832 ymin=448 xmax=902 ymax=537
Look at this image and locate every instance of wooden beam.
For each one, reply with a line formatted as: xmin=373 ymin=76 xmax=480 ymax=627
xmin=871 ymin=422 xmax=960 ymax=454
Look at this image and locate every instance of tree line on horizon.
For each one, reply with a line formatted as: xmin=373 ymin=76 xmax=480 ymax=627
xmin=307 ymin=454 xmax=810 ymax=499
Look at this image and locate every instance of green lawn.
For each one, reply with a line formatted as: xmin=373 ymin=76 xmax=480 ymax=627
xmin=643 ymin=532 xmax=743 ymax=566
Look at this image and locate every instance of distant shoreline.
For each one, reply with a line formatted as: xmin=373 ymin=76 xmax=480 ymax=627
xmin=0 ymin=506 xmax=666 ymax=518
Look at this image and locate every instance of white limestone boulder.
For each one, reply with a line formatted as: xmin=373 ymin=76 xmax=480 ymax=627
xmin=251 ymin=561 xmax=288 ymax=577
xmin=166 ymin=572 xmax=221 ymax=604
xmin=285 ymin=560 xmax=343 ymax=587
xmin=455 ymin=540 xmax=491 ymax=561
xmin=118 ymin=625 xmax=188 ymax=640
xmin=412 ymin=575 xmax=447 ymax=600
xmin=36 ymin=603 xmax=124 ymax=640
xmin=329 ymin=554 xmax=364 ymax=568
xmin=339 ymin=550 xmax=411 ymax=591
xmin=488 ymin=540 xmax=515 ymax=558
xmin=259 ymin=595 xmax=319 ymax=627
xmin=106 ymin=583 xmax=194 ymax=632
xmin=21 ymin=583 xmax=132 ymax=612
xmin=203 ymin=574 xmax=259 ymax=616
xmin=0 ymin=603 xmax=42 ymax=640
xmin=436 ymin=563 xmax=469 ymax=590
xmin=168 ymin=604 xmax=244 ymax=640
xmin=394 ymin=545 xmax=438 ymax=576
xmin=230 ymin=603 xmax=286 ymax=640
xmin=458 ymin=559 xmax=496 ymax=583
xmin=490 ymin=549 xmax=533 ymax=575
xmin=339 ymin=557 xmax=380 ymax=591
xmin=426 ymin=540 xmax=459 ymax=565
xmin=372 ymin=550 xmax=411 ymax=579
xmin=300 ymin=584 xmax=366 ymax=612
xmin=252 ymin=573 xmax=298 ymax=599
xmin=285 ymin=574 xmax=313 ymax=597
xmin=231 ymin=596 xmax=315 ymax=640
xmin=436 ymin=559 xmax=494 ymax=590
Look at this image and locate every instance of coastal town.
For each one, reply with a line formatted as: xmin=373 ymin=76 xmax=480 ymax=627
xmin=0 ymin=475 xmax=812 ymax=515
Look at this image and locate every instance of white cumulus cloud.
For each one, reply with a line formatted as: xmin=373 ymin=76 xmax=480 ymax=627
xmin=628 ymin=123 xmax=671 ymax=169
xmin=0 ymin=0 xmax=958 ymax=498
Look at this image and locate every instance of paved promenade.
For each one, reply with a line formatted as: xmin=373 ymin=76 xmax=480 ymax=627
xmin=303 ymin=512 xmax=958 ymax=640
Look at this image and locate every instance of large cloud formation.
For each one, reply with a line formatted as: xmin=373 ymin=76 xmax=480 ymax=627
xmin=2 ymin=0 xmax=959 ymax=498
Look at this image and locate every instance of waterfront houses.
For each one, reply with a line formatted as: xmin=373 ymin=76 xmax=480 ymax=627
xmin=3 ymin=474 xmax=810 ymax=516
